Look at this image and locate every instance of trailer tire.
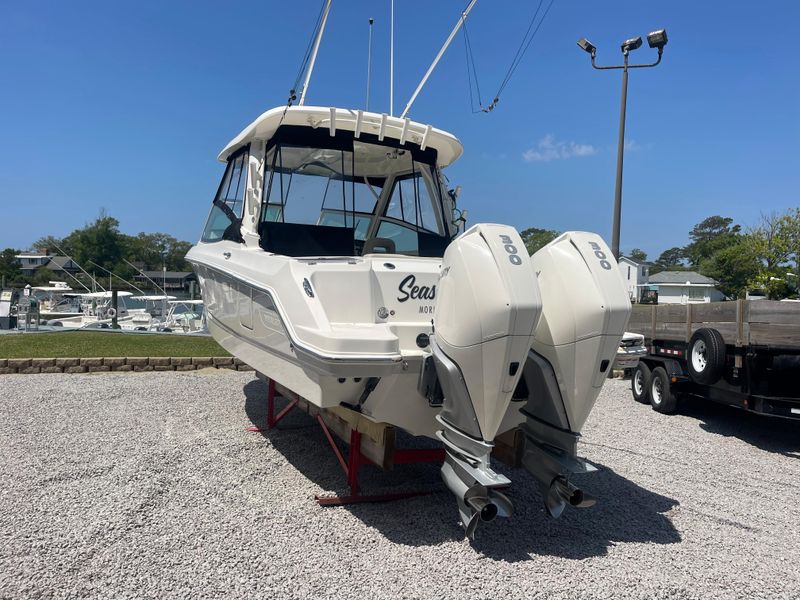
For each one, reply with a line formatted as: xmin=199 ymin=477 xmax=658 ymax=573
xmin=650 ymin=367 xmax=678 ymax=414
xmin=631 ymin=362 xmax=651 ymax=404
xmin=687 ymin=327 xmax=726 ymax=385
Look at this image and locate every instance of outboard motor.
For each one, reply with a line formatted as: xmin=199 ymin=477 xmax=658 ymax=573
xmin=521 ymin=231 xmax=630 ymax=518
xmin=430 ymin=224 xmax=542 ymax=537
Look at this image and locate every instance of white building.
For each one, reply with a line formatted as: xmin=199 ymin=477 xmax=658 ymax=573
xmin=618 ymin=256 xmax=649 ymax=303
xmin=648 ymin=271 xmax=725 ymax=304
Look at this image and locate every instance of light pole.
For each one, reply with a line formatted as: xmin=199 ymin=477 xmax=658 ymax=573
xmin=577 ymin=29 xmax=668 ymax=260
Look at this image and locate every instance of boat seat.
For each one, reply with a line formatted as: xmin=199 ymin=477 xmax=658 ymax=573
xmin=363 ymin=237 xmax=396 ymax=254
xmin=258 ymin=222 xmax=355 ymax=257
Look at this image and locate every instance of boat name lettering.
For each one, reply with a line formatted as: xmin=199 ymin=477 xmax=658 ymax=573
xmin=499 ymin=234 xmax=522 ymax=265
xmin=397 ymin=275 xmax=437 ymax=303
xmin=588 ymin=241 xmax=612 ymax=270
xmin=419 ymin=305 xmax=434 ymax=314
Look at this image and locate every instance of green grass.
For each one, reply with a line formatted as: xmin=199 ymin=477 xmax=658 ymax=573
xmin=0 ymin=331 xmax=229 ymax=358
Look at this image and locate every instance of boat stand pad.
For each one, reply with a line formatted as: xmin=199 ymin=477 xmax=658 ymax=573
xmin=247 ymin=377 xmax=445 ymax=505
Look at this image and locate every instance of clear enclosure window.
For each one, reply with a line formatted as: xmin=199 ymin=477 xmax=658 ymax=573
xmin=376 ymin=221 xmax=421 ymax=253
xmin=201 ymin=204 xmax=237 ymax=242
xmin=216 ymin=152 xmax=248 ymax=218
xmin=201 ymin=149 xmax=248 ymax=243
xmin=384 ymin=170 xmax=442 ymax=234
xmin=264 ymin=146 xmax=354 ymax=225
xmin=259 ymin=138 xmax=448 ymax=254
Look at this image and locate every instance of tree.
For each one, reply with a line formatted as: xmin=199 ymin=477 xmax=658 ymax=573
xmin=61 ymin=211 xmax=126 ymax=272
xmin=0 ymin=248 xmax=21 ymax=285
xmin=124 ymin=232 xmax=192 ymax=271
xmin=31 ymin=235 xmax=63 ymax=254
xmin=628 ymin=248 xmax=647 ymax=263
xmin=746 ymin=212 xmax=791 ymax=272
xmin=652 ymin=247 xmax=687 ymax=274
xmin=685 ymin=215 xmax=741 ymax=268
xmin=783 ymin=208 xmax=800 ymax=266
xmin=699 ymin=238 xmax=761 ymax=299
xmin=520 ymin=227 xmax=560 ymax=256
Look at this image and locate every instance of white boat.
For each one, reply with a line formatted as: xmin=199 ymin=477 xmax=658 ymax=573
xmin=123 ymin=298 xmax=206 ymax=333
xmin=124 ymin=295 xmax=177 ymax=331
xmin=32 ymin=282 xmax=83 ymax=320
xmin=186 ymin=104 xmax=631 ymax=536
xmin=49 ymin=291 xmax=135 ymax=328
xmin=164 ymin=300 xmax=206 ymax=333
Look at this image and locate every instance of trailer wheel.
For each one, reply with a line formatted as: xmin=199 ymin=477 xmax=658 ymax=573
xmin=687 ymin=328 xmax=726 ymax=385
xmin=631 ymin=362 xmax=651 ymax=404
xmin=650 ymin=367 xmax=678 ymax=414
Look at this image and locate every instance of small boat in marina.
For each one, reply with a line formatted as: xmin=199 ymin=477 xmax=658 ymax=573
xmin=122 ymin=297 xmax=206 ymax=333
xmin=124 ymin=295 xmax=177 ymax=330
xmin=164 ymin=300 xmax=206 ymax=333
xmin=48 ymin=291 xmax=135 ymax=328
xmin=32 ymin=282 xmax=83 ymax=320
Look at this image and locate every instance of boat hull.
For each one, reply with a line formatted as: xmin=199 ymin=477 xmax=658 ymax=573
xmin=190 ymin=245 xmax=460 ymax=438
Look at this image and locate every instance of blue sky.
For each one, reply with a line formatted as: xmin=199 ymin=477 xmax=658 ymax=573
xmin=2 ymin=1 xmax=798 ymax=261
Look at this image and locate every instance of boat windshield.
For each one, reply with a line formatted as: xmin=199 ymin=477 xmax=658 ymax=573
xmin=260 ymin=137 xmax=450 ymax=256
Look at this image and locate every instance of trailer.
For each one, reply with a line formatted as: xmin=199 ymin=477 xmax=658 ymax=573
xmin=626 ymin=300 xmax=800 ymax=420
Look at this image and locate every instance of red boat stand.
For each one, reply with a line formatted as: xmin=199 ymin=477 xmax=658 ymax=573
xmin=247 ymin=377 xmax=444 ymax=506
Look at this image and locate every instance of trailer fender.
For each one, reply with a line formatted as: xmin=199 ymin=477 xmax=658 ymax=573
xmin=641 ymin=356 xmax=687 ymax=381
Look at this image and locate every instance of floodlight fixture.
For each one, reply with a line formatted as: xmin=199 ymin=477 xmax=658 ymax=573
xmin=577 ymin=38 xmax=596 ymax=55
xmin=621 ymin=36 xmax=643 ymax=53
xmin=576 ymin=29 xmax=669 ymax=260
xmin=647 ymin=29 xmax=668 ymax=50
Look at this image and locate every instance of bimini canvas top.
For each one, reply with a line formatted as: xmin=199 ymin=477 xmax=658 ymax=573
xmin=218 ymin=105 xmax=464 ymax=168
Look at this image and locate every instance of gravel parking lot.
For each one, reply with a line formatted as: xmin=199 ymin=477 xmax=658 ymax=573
xmin=1 ymin=370 xmax=798 ymax=599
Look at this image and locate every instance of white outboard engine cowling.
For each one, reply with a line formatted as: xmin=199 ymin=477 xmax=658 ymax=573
xmin=430 ymin=223 xmax=542 ymax=538
xmin=521 ymin=231 xmax=631 ymax=519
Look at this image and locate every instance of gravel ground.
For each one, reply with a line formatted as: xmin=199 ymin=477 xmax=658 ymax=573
xmin=1 ymin=370 xmax=799 ymax=599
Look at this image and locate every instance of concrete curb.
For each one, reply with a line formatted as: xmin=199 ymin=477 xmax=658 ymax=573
xmin=0 ymin=357 xmax=252 ymax=375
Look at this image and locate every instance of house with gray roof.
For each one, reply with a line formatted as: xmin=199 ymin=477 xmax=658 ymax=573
xmin=647 ymin=271 xmax=725 ymax=304
xmin=43 ymin=256 xmax=81 ymax=274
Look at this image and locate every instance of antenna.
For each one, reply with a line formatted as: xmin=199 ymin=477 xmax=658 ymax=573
xmin=401 ymin=0 xmax=479 ymax=119
xmin=123 ymin=258 xmax=167 ymax=296
xmin=50 ymin=261 xmax=91 ymax=292
xmin=88 ymin=261 xmax=147 ymax=295
xmin=299 ymin=0 xmax=333 ymax=106
xmin=366 ymin=17 xmax=374 ymax=111
xmin=390 ymin=0 xmax=394 ymax=115
xmin=50 ymin=241 xmax=105 ymax=291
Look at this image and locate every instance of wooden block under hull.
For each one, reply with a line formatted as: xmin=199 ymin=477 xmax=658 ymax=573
xmin=273 ymin=382 xmax=396 ymax=470
xmin=268 ymin=375 xmax=524 ymax=471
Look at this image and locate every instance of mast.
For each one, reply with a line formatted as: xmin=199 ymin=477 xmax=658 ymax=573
xmin=299 ymin=0 xmax=334 ymax=106
xmin=400 ymin=0 xmax=478 ymax=119
xmin=366 ymin=17 xmax=374 ymax=111
xmin=390 ymin=0 xmax=394 ymax=115
xmin=123 ymin=258 xmax=168 ymax=296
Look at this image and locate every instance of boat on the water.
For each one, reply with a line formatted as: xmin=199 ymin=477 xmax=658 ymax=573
xmin=123 ymin=297 xmax=206 ymax=333
xmin=48 ymin=291 xmax=135 ymax=328
xmin=32 ymin=282 xmax=83 ymax=320
xmin=186 ymin=103 xmax=631 ymax=536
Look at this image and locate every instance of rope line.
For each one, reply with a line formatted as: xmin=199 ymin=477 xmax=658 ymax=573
xmin=462 ymin=0 xmax=557 ymax=113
